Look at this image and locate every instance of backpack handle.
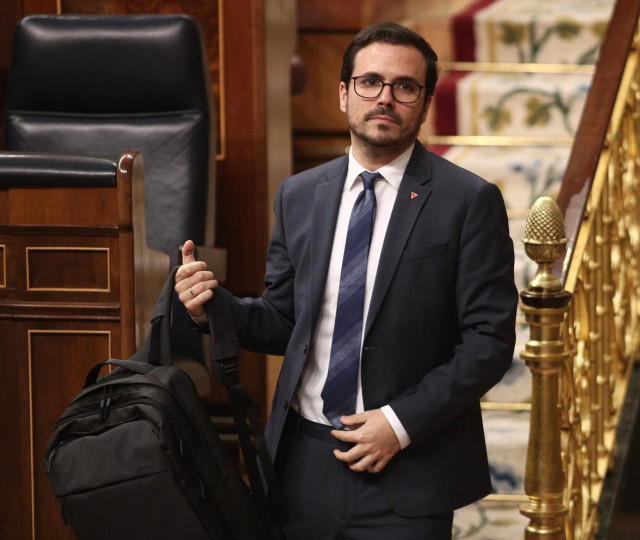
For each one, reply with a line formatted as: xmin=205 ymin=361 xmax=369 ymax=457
xmin=83 ymin=358 xmax=154 ymax=388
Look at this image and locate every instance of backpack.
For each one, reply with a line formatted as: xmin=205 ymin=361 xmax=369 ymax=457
xmin=43 ymin=267 xmax=285 ymax=539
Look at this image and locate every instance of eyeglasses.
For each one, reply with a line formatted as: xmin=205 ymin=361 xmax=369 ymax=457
xmin=351 ymin=76 xmax=425 ymax=104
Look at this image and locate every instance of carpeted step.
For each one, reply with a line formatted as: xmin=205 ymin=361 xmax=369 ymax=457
xmin=435 ymin=71 xmax=592 ymax=138
xmin=483 ymin=409 xmax=530 ymax=494
xmin=454 ymin=499 xmax=528 ymax=539
xmin=440 ymin=145 xmax=569 ymax=209
xmin=451 ymin=0 xmax=500 ymax=62
xmin=452 ymin=409 xmax=531 ymax=537
xmin=452 ymin=0 xmax=613 ymax=64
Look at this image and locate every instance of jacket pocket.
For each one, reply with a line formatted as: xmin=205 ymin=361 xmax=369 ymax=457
xmin=400 ymin=241 xmax=449 ymax=262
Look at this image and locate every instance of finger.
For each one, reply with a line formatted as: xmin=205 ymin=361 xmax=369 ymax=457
xmin=182 ymin=240 xmax=197 ymax=265
xmin=181 ymin=285 xmax=215 ymax=319
xmin=175 ymin=268 xmax=214 ymax=295
xmin=185 ymin=278 xmax=218 ymax=298
xmin=340 ymin=413 xmax=366 ymax=429
xmin=177 ymin=276 xmax=217 ymax=303
xmin=177 ymin=261 xmax=209 ymax=284
xmin=334 ymin=447 xmax=376 ymax=473
xmin=176 ymin=240 xmax=207 ymax=284
xmin=187 ymin=287 xmax=215 ymax=308
xmin=330 ymin=429 xmax=359 ymax=443
xmin=349 ymin=454 xmax=377 ymax=473
xmin=333 ymin=445 xmax=364 ymax=464
xmin=367 ymin=458 xmax=389 ymax=474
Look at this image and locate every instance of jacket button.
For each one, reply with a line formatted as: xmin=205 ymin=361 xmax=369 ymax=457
xmin=283 ymin=400 xmax=289 ymax=410
xmin=303 ymin=344 xmax=308 ymax=354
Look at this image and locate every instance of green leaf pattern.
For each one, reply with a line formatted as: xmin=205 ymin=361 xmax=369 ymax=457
xmin=480 ymin=85 xmax=582 ymax=135
xmin=497 ymin=16 xmax=608 ymax=64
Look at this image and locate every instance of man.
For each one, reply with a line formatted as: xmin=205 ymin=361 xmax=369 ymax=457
xmin=176 ymin=22 xmax=518 ymax=539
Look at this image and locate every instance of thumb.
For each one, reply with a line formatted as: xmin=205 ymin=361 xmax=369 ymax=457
xmin=181 ymin=240 xmax=197 ymax=264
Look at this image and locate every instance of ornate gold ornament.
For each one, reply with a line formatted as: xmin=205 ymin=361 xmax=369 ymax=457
xmin=522 ymin=196 xmax=569 ymax=292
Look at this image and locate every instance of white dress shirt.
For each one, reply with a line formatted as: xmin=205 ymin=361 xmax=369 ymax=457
xmin=292 ymin=145 xmax=414 ymax=449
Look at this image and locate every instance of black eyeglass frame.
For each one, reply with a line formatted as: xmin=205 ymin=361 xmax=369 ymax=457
xmin=350 ymin=76 xmax=426 ymax=104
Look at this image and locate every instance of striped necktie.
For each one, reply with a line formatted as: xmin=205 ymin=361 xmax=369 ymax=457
xmin=321 ymin=171 xmax=381 ymax=429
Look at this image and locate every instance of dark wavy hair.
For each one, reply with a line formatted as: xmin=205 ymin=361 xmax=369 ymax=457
xmin=340 ymin=22 xmax=439 ymax=96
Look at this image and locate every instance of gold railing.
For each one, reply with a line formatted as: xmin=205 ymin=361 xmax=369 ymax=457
xmin=520 ymin=2 xmax=640 ymax=538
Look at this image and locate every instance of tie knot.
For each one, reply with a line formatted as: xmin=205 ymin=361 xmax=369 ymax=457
xmin=359 ymin=171 xmax=382 ymax=191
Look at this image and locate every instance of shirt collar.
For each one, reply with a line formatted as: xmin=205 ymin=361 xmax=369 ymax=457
xmin=345 ymin=143 xmax=414 ymax=192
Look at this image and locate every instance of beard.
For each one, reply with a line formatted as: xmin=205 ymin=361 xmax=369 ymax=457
xmin=346 ymin=103 xmax=426 ymax=153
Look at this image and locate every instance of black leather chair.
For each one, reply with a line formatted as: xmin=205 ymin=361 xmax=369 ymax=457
xmin=4 ymin=15 xmax=223 ymax=377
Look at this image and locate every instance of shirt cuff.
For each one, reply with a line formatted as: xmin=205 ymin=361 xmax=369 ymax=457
xmin=380 ymin=405 xmax=411 ymax=449
xmin=190 ymin=312 xmax=208 ymax=326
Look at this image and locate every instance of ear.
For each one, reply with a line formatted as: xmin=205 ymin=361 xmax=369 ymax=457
xmin=339 ymin=81 xmax=348 ymax=113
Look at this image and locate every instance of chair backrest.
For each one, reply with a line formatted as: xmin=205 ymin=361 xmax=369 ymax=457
xmin=4 ymin=14 xmax=216 ymax=263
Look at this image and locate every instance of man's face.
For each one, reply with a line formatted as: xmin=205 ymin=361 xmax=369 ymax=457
xmin=339 ymin=42 xmax=431 ymax=155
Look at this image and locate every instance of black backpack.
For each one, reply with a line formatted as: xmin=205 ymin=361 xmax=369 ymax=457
xmin=44 ymin=267 xmax=285 ymax=540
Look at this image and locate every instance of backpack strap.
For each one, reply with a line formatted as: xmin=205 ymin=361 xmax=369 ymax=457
xmin=204 ymin=293 xmax=286 ymax=531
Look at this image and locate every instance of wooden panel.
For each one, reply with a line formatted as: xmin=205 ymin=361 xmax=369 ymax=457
xmin=7 ymin=234 xmax=121 ymax=305
xmin=215 ymin=0 xmax=268 ymax=298
xmin=214 ymin=0 xmax=268 ymax=413
xmin=293 ymin=134 xmax=351 ymax=174
xmin=0 ymin=189 xmax=8 ymax=224
xmin=9 ymin=187 xmax=119 ymax=227
xmin=21 ymin=0 xmax=57 ymax=13
xmin=30 ymin=329 xmax=112 ymax=539
xmin=27 ymin=247 xmax=110 ymax=292
xmin=0 ymin=321 xmax=119 ymax=540
xmin=298 ymin=0 xmax=363 ymax=30
xmin=0 ymin=0 xmax=22 ymax=150
xmin=0 ymin=243 xmax=5 ymax=288
xmin=0 ymin=2 xmax=21 ymax=67
xmin=292 ymin=32 xmax=354 ymax=133
xmin=0 ymin=234 xmax=15 ymax=293
xmin=0 ymin=318 xmax=32 ymax=540
xmin=366 ymin=0 xmax=407 ymax=24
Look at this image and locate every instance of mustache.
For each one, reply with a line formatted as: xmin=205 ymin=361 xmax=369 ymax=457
xmin=364 ymin=108 xmax=402 ymax=123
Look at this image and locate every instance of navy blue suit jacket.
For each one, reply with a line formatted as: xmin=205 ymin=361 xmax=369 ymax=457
xmin=218 ymin=142 xmax=518 ymax=516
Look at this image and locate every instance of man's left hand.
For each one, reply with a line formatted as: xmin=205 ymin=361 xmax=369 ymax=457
xmin=331 ymin=409 xmax=401 ymax=473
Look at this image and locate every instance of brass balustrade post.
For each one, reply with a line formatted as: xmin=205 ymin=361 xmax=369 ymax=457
xmin=520 ymin=197 xmax=572 ymax=539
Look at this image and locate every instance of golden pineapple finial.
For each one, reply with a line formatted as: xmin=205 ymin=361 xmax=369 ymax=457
xmin=522 ymin=196 xmax=568 ymax=293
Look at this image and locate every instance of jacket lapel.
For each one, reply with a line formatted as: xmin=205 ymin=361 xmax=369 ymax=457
xmin=365 ymin=143 xmax=433 ymax=336
xmin=308 ymin=158 xmax=348 ymax=333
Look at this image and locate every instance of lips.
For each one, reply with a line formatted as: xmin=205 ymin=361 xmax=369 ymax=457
xmin=370 ymin=115 xmax=398 ymax=124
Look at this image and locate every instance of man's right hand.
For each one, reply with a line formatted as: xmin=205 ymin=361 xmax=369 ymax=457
xmin=175 ymin=240 xmax=218 ymax=318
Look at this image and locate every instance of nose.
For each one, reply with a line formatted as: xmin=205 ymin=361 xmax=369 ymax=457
xmin=377 ymin=83 xmax=395 ymax=106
